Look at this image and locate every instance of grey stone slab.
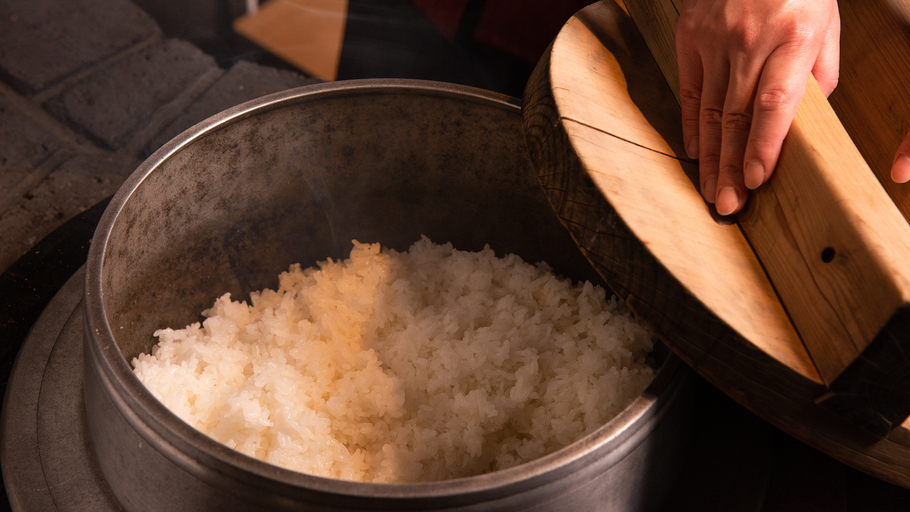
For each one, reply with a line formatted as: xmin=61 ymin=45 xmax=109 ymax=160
xmin=45 ymin=39 xmax=219 ymax=150
xmin=0 ymin=86 xmax=66 ymax=168
xmin=148 ymin=60 xmax=319 ymax=151
xmin=0 ymin=152 xmax=139 ymax=274
xmin=0 ymin=0 xmax=160 ymax=94
xmin=0 ymin=87 xmax=68 ymax=213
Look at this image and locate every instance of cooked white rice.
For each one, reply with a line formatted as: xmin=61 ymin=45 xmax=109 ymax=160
xmin=132 ymin=237 xmax=654 ymax=483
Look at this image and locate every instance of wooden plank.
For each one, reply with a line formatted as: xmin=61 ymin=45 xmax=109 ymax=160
xmin=233 ymin=0 xmax=348 ymax=81
xmin=623 ymin=0 xmax=910 ymax=437
xmin=523 ymin=0 xmax=910 ymax=489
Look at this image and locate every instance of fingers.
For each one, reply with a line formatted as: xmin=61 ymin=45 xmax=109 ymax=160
xmin=677 ymin=33 xmax=704 ymax=158
xmin=679 ymin=33 xmax=726 ymax=203
xmin=714 ymin=59 xmax=761 ymax=216
xmin=677 ymin=16 xmax=738 ymax=208
xmin=892 ymin=129 xmax=910 ymax=183
xmin=696 ymin=61 xmax=728 ymax=206
xmin=674 ymin=0 xmax=842 ymax=216
xmin=676 ymin=14 xmax=786 ymax=215
xmin=687 ymin=45 xmax=809 ymax=216
xmin=740 ymin=45 xmax=814 ymax=197
xmin=679 ymin=51 xmax=757 ymax=215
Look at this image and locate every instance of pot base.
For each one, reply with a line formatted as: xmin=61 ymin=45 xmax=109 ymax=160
xmin=0 ymin=267 xmax=121 ymax=511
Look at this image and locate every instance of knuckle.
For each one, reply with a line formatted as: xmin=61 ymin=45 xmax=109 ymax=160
xmin=747 ymin=134 xmax=777 ymax=150
xmin=747 ymin=134 xmax=785 ymax=161
xmin=755 ymin=87 xmax=797 ymax=113
xmin=675 ymin=17 xmax=696 ymax=38
xmin=722 ymin=111 xmax=752 ymax=132
xmin=675 ymin=11 xmax=703 ymax=39
xmin=679 ymin=87 xmax=702 ymax=107
xmin=701 ymin=107 xmax=724 ymax=125
xmin=699 ymin=151 xmax=721 ymax=167
xmin=729 ymin=25 xmax=760 ymax=53
xmin=779 ymin=17 xmax=813 ymax=42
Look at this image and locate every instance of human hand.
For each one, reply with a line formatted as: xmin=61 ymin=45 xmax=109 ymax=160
xmin=676 ymin=0 xmax=840 ymax=215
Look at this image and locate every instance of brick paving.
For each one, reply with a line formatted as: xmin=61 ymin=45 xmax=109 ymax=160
xmin=0 ymin=0 xmax=160 ymax=94
xmin=0 ymin=0 xmax=318 ymax=274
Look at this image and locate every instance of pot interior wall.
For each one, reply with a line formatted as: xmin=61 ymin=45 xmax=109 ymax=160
xmin=101 ymin=88 xmax=604 ymax=362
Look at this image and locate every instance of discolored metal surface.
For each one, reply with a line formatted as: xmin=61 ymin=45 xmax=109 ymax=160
xmin=0 ymin=267 xmax=121 ymax=511
xmin=82 ymin=79 xmax=695 ymax=511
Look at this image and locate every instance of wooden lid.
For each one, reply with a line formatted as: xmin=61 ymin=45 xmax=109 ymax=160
xmin=522 ymin=0 xmax=910 ymax=488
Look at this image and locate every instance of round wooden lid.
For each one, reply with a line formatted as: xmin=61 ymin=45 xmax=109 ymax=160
xmin=522 ymin=0 xmax=910 ymax=488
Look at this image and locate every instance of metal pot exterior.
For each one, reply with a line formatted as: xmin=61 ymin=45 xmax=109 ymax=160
xmin=83 ymin=79 xmax=694 ymax=511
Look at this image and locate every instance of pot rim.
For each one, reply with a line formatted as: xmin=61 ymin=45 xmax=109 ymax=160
xmin=83 ymin=78 xmax=687 ymax=501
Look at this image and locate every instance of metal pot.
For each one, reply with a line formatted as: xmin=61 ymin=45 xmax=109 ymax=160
xmin=83 ymin=79 xmax=693 ymax=511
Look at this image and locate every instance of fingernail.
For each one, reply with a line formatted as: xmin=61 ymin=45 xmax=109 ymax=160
xmin=686 ymin=136 xmax=699 ymax=159
xmin=702 ymin=174 xmax=717 ymax=203
xmin=744 ymin=160 xmax=765 ymax=189
xmin=716 ymin=187 xmax=740 ymax=216
xmin=893 ymin=154 xmax=910 ymax=183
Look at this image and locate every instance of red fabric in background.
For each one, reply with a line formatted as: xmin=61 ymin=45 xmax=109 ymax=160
xmin=474 ymin=0 xmax=593 ymax=64
xmin=411 ymin=0 xmax=472 ymax=41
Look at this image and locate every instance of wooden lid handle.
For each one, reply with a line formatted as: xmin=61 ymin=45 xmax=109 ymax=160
xmin=523 ymin=0 xmax=910 ymax=487
xmin=619 ymin=0 xmax=910 ymax=437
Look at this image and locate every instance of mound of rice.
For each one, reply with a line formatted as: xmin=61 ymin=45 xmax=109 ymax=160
xmin=132 ymin=237 xmax=655 ymax=483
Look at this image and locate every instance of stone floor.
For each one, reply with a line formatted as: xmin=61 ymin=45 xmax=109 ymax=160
xmin=0 ymin=0 xmax=317 ymax=275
